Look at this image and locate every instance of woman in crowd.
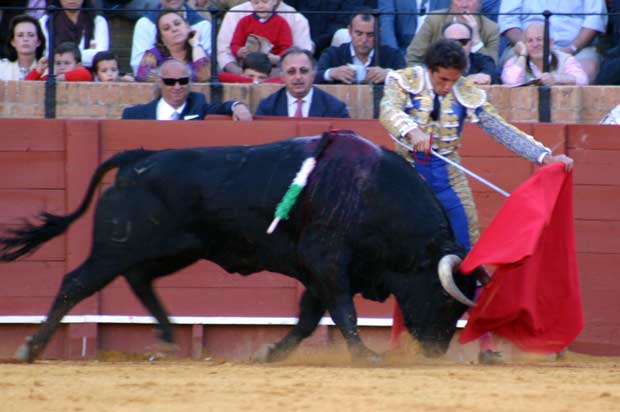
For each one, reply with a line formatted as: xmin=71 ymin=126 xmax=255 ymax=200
xmin=0 ymin=14 xmax=45 ymax=80
xmin=39 ymin=0 xmax=110 ymax=68
xmin=502 ymin=21 xmax=588 ymax=86
xmin=136 ymin=11 xmax=210 ymax=82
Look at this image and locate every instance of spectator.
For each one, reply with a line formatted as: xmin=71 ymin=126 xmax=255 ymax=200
xmin=230 ymin=0 xmax=292 ymax=67
xmin=94 ymin=1 xmax=159 ymax=21
xmin=216 ymin=0 xmax=312 ymax=74
xmin=315 ymin=11 xmax=405 ymax=84
xmin=92 ymin=50 xmax=135 ymax=81
xmin=256 ymin=47 xmax=349 ymax=117
xmin=597 ymin=47 xmax=620 ymax=85
xmin=285 ymin=0 xmax=363 ymax=57
xmin=27 ymin=0 xmax=48 ymax=19
xmin=0 ymin=1 xmax=29 ymax=58
xmin=123 ymin=58 xmax=253 ymax=120
xmin=443 ymin=21 xmax=498 ymax=85
xmin=25 ymin=40 xmax=93 ymax=80
xmin=130 ymin=0 xmax=211 ymax=75
xmin=502 ymin=22 xmax=589 ymax=86
xmin=498 ymin=0 xmax=608 ymax=83
xmin=406 ymin=0 xmax=500 ymax=66
xmin=379 ymin=0 xmax=451 ymax=55
xmin=595 ymin=0 xmax=620 ymax=84
xmin=0 ymin=14 xmax=45 ymax=80
xmin=136 ymin=11 xmax=210 ymax=82
xmin=39 ymin=0 xmax=109 ymax=68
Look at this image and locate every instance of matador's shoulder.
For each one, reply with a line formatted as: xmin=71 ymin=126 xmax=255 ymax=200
xmin=386 ymin=65 xmax=426 ymax=94
xmin=453 ymin=77 xmax=487 ymax=109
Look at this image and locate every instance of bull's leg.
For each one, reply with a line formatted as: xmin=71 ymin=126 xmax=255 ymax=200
xmin=255 ymin=288 xmax=325 ymax=362
xmin=15 ymin=257 xmax=121 ymax=362
xmin=125 ymin=275 xmax=174 ymax=344
xmin=297 ymin=232 xmax=381 ymax=364
xmin=327 ymin=290 xmax=382 ymax=364
xmin=123 ymin=254 xmax=199 ymax=344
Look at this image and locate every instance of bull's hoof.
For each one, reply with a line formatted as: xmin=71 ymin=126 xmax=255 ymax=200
xmin=254 ymin=343 xmax=277 ymax=363
xmin=352 ymin=348 xmax=384 ymax=366
xmin=15 ymin=343 xmax=34 ymax=363
xmin=145 ymin=342 xmax=179 ymax=361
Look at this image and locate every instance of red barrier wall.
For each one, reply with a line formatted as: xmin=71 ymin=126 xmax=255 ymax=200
xmin=0 ymin=119 xmax=618 ymax=359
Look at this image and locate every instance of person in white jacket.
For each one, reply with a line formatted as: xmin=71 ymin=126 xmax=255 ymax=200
xmin=130 ymin=0 xmax=212 ymax=75
xmin=39 ymin=0 xmax=109 ymax=68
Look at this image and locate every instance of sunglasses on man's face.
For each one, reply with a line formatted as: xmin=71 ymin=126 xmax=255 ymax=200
xmin=161 ymin=77 xmax=190 ymax=86
xmin=452 ymin=38 xmax=471 ymax=46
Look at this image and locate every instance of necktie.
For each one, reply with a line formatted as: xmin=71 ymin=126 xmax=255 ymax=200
xmin=293 ymin=98 xmax=303 ymax=118
xmin=430 ymin=93 xmax=440 ymax=121
xmin=170 ymin=111 xmax=180 ymax=120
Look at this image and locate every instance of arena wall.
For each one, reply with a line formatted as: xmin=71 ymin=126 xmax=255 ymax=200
xmin=1 ymin=81 xmax=620 ymax=124
xmin=0 ymin=118 xmax=618 ymax=360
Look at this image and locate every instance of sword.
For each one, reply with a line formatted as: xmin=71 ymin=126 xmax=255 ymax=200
xmin=388 ymin=134 xmax=510 ymax=198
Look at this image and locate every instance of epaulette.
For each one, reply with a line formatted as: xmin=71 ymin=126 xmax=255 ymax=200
xmin=386 ymin=65 xmax=425 ymax=95
xmin=453 ymin=77 xmax=487 ymax=109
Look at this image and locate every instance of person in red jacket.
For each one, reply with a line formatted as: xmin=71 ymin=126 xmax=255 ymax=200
xmin=230 ymin=0 xmax=293 ymax=67
xmin=25 ymin=41 xmax=93 ymax=81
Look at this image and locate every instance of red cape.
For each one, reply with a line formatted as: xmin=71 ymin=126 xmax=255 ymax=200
xmin=458 ymin=164 xmax=583 ymax=353
xmin=389 ymin=164 xmax=583 ymax=353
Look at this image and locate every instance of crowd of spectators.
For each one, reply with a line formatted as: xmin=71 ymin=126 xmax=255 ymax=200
xmin=0 ymin=0 xmax=619 ymax=119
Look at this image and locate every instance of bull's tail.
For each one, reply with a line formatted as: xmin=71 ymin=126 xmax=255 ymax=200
xmin=0 ymin=149 xmax=155 ymax=262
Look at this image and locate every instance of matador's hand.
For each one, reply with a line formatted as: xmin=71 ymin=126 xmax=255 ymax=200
xmin=406 ymin=128 xmax=431 ymax=153
xmin=543 ymin=154 xmax=574 ymax=172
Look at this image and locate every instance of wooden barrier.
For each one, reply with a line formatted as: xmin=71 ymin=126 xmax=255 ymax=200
xmin=0 ymin=118 xmax=618 ymax=359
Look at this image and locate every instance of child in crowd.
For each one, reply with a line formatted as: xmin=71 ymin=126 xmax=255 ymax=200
xmin=217 ymin=51 xmax=283 ymax=83
xmin=25 ymin=41 xmax=93 ymax=81
xmin=92 ymin=51 xmax=134 ymax=82
xmin=230 ymin=0 xmax=292 ymax=67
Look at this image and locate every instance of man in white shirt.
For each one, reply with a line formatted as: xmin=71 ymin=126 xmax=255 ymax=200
xmin=216 ymin=0 xmax=312 ymax=73
xmin=122 ymin=59 xmax=252 ymax=120
xmin=130 ymin=0 xmax=212 ymax=75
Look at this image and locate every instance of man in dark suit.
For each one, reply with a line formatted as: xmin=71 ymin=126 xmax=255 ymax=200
xmin=284 ymin=0 xmax=363 ymax=57
xmin=256 ymin=47 xmax=349 ymax=118
xmin=122 ymin=59 xmax=252 ymax=120
xmin=315 ymin=11 xmax=406 ymax=84
xmin=443 ymin=21 xmax=499 ymax=85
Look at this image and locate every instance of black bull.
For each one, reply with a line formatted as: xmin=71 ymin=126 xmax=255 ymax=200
xmin=0 ymin=130 xmax=482 ymax=363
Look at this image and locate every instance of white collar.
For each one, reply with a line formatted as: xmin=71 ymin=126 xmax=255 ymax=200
xmin=156 ymin=98 xmax=187 ymax=121
xmin=286 ymin=88 xmax=314 ymax=105
xmin=349 ymin=43 xmax=374 ymax=65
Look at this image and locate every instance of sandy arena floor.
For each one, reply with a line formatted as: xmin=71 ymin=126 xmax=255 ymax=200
xmin=1 ymin=349 xmax=619 ymax=412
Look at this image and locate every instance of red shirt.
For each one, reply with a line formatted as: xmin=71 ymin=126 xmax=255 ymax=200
xmin=230 ymin=13 xmax=293 ymax=57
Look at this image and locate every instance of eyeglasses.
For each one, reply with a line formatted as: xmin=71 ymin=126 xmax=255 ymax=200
xmin=161 ymin=77 xmax=190 ymax=86
xmin=451 ymin=38 xmax=471 ymax=46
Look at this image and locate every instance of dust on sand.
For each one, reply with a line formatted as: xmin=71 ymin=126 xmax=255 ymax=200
xmin=1 ymin=348 xmax=619 ymax=412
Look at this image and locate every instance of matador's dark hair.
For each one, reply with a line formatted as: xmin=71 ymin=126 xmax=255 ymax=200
xmin=424 ymin=39 xmax=468 ymax=72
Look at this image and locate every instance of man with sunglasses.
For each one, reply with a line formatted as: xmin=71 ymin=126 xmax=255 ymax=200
xmin=443 ymin=21 xmax=497 ymax=85
xmin=256 ymin=47 xmax=349 ymax=117
xmin=406 ymin=0 xmax=500 ymax=66
xmin=122 ymin=59 xmax=252 ymax=120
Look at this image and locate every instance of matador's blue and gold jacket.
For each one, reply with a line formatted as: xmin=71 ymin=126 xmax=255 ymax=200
xmin=379 ymin=65 xmax=550 ymax=165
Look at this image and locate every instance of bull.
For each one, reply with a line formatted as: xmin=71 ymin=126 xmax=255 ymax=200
xmin=0 ymin=130 xmax=482 ymax=363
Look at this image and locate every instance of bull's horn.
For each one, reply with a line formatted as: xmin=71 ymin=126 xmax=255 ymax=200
xmin=438 ymin=255 xmax=476 ymax=307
